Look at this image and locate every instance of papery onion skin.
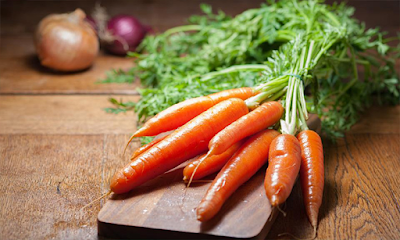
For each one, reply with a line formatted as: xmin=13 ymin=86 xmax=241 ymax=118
xmin=35 ymin=9 xmax=99 ymax=72
xmin=105 ymin=15 xmax=146 ymax=55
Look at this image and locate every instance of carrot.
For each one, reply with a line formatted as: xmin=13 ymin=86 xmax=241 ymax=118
xmin=207 ymin=101 xmax=283 ymax=156
xmin=130 ymin=87 xmax=256 ymax=139
xmin=196 ymin=129 xmax=280 ymax=222
xmin=130 ymin=134 xmax=170 ymax=160
xmin=297 ymin=130 xmax=324 ymax=229
xmin=110 ymin=98 xmax=249 ymax=194
xmin=207 ymin=87 xmax=256 ymax=103
xmin=183 ymin=140 xmax=243 ymax=182
xmin=264 ymin=134 xmax=301 ymax=206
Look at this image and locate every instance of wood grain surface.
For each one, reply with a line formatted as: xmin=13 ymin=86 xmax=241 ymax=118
xmin=0 ymin=95 xmax=138 ymax=134
xmin=0 ymin=0 xmax=399 ymax=239
xmin=0 ymin=36 xmax=139 ymax=95
xmin=0 ymin=134 xmax=130 ymax=240
xmin=348 ymin=106 xmax=400 ymax=134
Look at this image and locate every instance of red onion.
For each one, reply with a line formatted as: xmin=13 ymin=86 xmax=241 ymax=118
xmin=104 ymin=15 xmax=146 ymax=55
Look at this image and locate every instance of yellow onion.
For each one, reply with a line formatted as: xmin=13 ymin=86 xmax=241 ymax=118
xmin=35 ymin=9 xmax=99 ymax=72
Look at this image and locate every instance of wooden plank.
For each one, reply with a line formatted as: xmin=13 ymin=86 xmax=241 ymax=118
xmin=0 ymin=36 xmax=139 ymax=95
xmin=98 ymin=164 xmax=275 ymax=239
xmin=267 ymin=133 xmax=400 ymax=239
xmin=348 ymin=105 xmax=400 ymax=134
xmin=0 ymin=95 xmax=139 ymax=134
xmin=0 ymin=134 xmax=131 ymax=240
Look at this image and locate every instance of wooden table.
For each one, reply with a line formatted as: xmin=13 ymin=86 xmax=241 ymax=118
xmin=1 ymin=1 xmax=399 ymax=239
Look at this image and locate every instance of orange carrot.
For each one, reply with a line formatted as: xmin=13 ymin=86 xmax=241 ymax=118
xmin=297 ymin=130 xmax=324 ymax=229
xmin=207 ymin=101 xmax=283 ymax=156
xmin=264 ymin=134 xmax=301 ymax=206
xmin=130 ymin=87 xmax=256 ymax=138
xmin=130 ymin=134 xmax=170 ymax=160
xmin=207 ymin=87 xmax=256 ymax=103
xmin=183 ymin=140 xmax=243 ymax=182
xmin=110 ymin=98 xmax=249 ymax=194
xmin=197 ymin=129 xmax=280 ymax=222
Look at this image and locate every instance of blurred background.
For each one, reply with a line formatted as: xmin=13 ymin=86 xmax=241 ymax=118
xmin=1 ymin=0 xmax=399 ymax=37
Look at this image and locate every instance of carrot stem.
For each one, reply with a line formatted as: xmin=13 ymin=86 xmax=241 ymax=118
xmin=200 ymin=64 xmax=271 ymax=82
xmin=163 ymin=25 xmax=202 ymax=37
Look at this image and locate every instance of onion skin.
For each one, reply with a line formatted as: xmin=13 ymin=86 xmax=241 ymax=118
xmin=105 ymin=15 xmax=146 ymax=55
xmin=35 ymin=9 xmax=99 ymax=72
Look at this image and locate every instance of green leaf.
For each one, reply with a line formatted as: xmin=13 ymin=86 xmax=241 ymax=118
xmin=101 ymin=0 xmax=400 ymax=138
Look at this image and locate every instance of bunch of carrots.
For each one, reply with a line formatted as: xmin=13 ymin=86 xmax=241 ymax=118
xmin=105 ymin=1 xmax=399 ymax=237
xmin=109 ymin=85 xmax=324 ymax=233
xmin=110 ymin=18 xmax=333 ymax=232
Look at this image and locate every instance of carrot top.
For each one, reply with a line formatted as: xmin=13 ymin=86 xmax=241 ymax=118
xmin=104 ymin=1 xmax=399 ymax=139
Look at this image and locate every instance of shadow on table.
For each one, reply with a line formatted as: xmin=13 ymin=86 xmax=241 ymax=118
xmin=25 ymin=53 xmax=93 ymax=75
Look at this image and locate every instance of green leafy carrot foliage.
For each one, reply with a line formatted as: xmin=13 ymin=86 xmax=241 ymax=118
xmin=103 ymin=0 xmax=399 ymax=138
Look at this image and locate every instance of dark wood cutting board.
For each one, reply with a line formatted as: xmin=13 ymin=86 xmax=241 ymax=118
xmin=98 ymin=115 xmax=321 ymax=239
xmin=98 ymin=165 xmax=275 ymax=239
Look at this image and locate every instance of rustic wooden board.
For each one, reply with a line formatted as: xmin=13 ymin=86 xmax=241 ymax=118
xmin=0 ymin=134 xmax=123 ymax=240
xmin=347 ymin=106 xmax=400 ymax=134
xmin=0 ymin=36 xmax=139 ymax=95
xmin=0 ymin=133 xmax=138 ymax=240
xmin=98 ymin=165 xmax=275 ymax=239
xmin=0 ymin=95 xmax=139 ymax=135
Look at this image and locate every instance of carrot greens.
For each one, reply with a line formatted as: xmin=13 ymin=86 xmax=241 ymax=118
xmin=103 ymin=0 xmax=399 ymax=138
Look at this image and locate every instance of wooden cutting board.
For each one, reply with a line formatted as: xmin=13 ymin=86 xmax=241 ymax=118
xmin=98 ymin=165 xmax=275 ymax=239
xmin=98 ymin=115 xmax=321 ymax=239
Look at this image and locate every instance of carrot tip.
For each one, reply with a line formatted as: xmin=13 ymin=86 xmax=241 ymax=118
xmin=275 ymin=204 xmax=287 ymax=217
xmin=313 ymin=225 xmax=317 ymax=239
xmin=309 ymin=211 xmax=319 ymax=228
xmin=196 ymin=211 xmax=207 ymax=222
xmin=123 ymin=133 xmax=138 ymax=155
xmin=270 ymin=195 xmax=279 ymax=206
xmin=277 ymin=227 xmax=317 ymax=240
xmin=80 ymin=190 xmax=112 ymax=211
xmin=187 ymin=153 xmax=209 ymax=188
